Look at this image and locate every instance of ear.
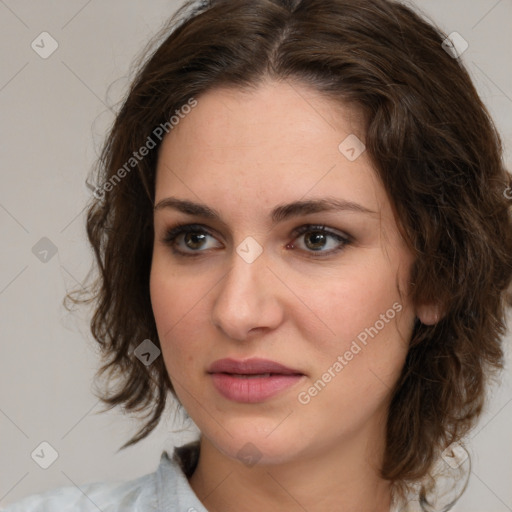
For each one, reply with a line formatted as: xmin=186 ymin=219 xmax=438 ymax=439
xmin=416 ymin=303 xmax=443 ymax=325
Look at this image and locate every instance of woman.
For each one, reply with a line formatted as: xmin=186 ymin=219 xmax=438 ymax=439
xmin=4 ymin=0 xmax=512 ymax=510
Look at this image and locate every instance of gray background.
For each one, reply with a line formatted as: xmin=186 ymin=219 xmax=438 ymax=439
xmin=0 ymin=0 xmax=511 ymax=510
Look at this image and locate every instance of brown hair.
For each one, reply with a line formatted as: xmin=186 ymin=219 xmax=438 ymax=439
xmin=67 ymin=0 xmax=512 ymax=505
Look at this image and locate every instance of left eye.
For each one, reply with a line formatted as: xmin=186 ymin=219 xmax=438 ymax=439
xmin=288 ymin=225 xmax=351 ymax=256
xmin=162 ymin=223 xmax=351 ymax=257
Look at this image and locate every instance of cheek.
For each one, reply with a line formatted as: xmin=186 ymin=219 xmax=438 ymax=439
xmin=150 ymin=264 xmax=219 ymax=416
xmin=150 ymin=261 xmax=178 ymax=335
xmin=150 ymin=254 xmax=207 ymax=331
xmin=297 ymin=250 xmax=414 ymax=409
xmin=150 ymin=261 xmax=191 ymax=362
xmin=305 ymin=254 xmax=410 ymax=351
xmin=298 ymin=308 xmax=411 ymax=439
xmin=149 ymin=259 xmax=214 ymax=373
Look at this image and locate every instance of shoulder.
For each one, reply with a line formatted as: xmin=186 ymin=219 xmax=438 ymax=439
xmin=1 ymin=445 xmax=204 ymax=512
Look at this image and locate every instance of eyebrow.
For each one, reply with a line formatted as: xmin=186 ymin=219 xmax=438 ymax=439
xmin=154 ymin=196 xmax=377 ymax=225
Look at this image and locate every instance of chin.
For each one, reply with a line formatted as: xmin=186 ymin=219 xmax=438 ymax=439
xmin=202 ymin=416 xmax=314 ymax=467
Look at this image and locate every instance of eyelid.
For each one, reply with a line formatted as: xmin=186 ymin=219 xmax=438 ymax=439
xmin=290 ymin=224 xmax=352 ymax=242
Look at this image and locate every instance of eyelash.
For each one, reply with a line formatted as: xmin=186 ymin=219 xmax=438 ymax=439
xmin=161 ymin=223 xmax=352 ymax=259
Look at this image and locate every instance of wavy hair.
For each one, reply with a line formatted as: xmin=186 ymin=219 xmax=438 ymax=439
xmin=67 ymin=0 xmax=512 ymax=506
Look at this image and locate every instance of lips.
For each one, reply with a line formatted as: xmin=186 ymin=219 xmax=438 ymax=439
xmin=207 ymin=358 xmax=305 ymax=403
xmin=207 ymin=358 xmax=303 ymax=376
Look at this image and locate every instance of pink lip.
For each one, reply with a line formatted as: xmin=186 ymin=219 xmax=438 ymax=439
xmin=208 ymin=358 xmax=305 ymax=403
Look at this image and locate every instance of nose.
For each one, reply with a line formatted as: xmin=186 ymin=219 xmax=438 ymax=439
xmin=211 ymin=247 xmax=285 ymax=341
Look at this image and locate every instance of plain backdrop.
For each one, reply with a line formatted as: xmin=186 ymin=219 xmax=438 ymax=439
xmin=0 ymin=0 xmax=511 ymax=510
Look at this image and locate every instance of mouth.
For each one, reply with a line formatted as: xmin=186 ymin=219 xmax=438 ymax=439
xmin=222 ymin=373 xmax=282 ymax=378
xmin=207 ymin=358 xmax=305 ymax=403
xmin=207 ymin=357 xmax=303 ymax=376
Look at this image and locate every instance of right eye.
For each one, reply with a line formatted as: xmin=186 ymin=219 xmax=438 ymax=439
xmin=162 ymin=223 xmax=223 ymax=256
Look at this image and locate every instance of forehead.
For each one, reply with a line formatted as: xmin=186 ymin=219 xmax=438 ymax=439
xmin=159 ymin=80 xmax=365 ymax=161
xmin=154 ymin=80 xmax=387 ymax=219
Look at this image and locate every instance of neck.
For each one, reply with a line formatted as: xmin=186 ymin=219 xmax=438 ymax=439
xmin=188 ymin=432 xmax=393 ymax=512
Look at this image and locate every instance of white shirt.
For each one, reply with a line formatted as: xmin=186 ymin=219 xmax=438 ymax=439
xmin=1 ymin=442 xmax=208 ymax=512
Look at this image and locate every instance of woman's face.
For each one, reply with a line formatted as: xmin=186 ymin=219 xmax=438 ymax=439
xmin=150 ymin=80 xmax=419 ymax=466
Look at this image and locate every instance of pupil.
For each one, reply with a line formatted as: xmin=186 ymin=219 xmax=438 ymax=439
xmin=306 ymin=232 xmax=326 ymax=250
xmin=185 ymin=232 xmax=206 ymax=249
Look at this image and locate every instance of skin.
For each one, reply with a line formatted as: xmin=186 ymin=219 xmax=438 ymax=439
xmin=150 ymin=79 xmax=438 ymax=512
